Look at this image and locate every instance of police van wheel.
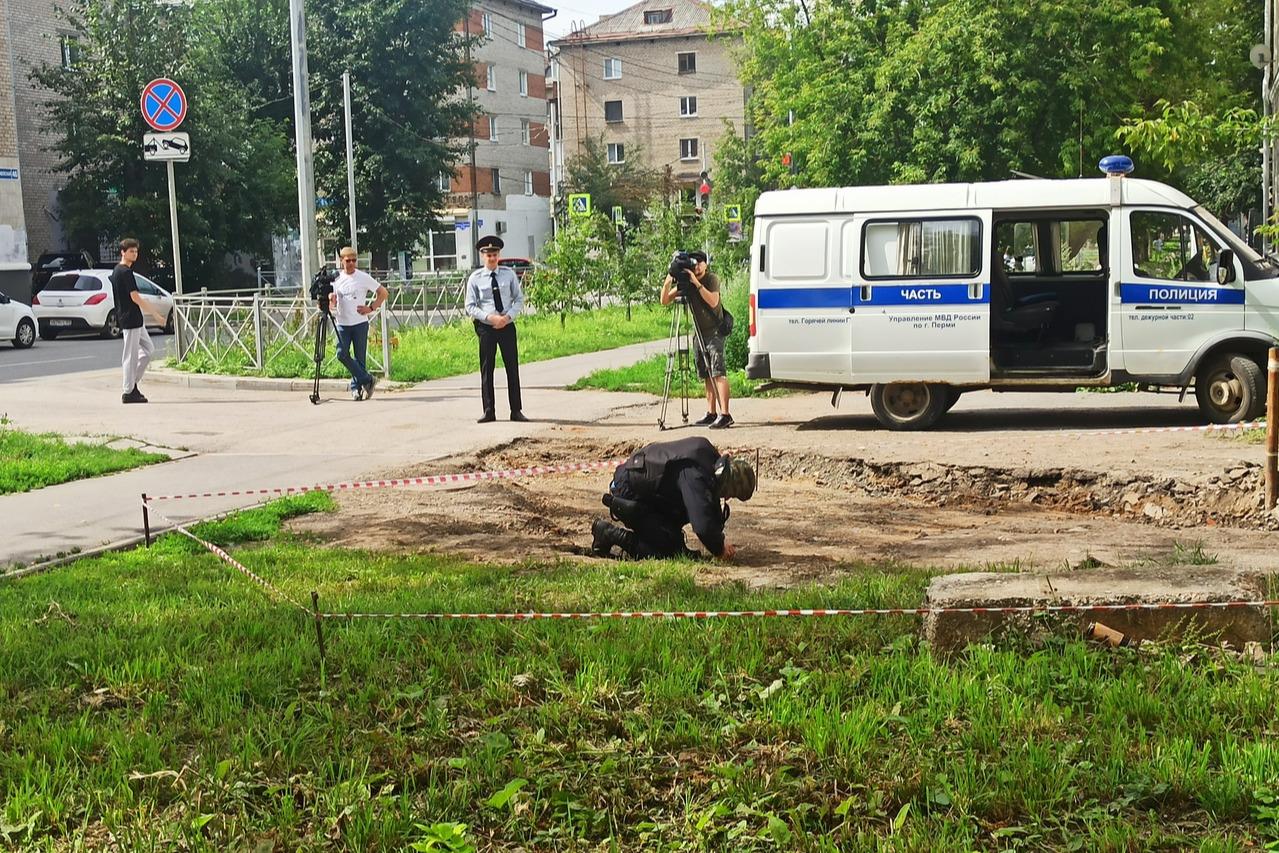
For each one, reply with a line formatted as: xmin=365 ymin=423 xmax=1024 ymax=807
xmin=870 ymin=382 xmax=947 ymax=430
xmin=942 ymin=388 xmax=962 ymax=413
xmin=1195 ymin=353 xmax=1264 ymax=424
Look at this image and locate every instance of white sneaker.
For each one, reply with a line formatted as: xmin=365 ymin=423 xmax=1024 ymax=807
xmin=351 ymin=386 xmax=363 ymax=401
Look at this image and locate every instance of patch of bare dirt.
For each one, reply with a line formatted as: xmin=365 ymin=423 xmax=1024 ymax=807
xmin=286 ymin=437 xmax=1279 ymax=586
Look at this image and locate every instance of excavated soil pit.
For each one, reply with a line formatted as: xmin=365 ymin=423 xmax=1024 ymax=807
xmin=286 ymin=436 xmax=1279 ymax=587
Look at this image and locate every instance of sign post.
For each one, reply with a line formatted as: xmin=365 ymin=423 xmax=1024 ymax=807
xmin=140 ymin=78 xmax=188 ymax=295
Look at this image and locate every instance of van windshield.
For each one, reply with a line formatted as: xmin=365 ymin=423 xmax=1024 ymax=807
xmin=1193 ymin=205 xmax=1270 ymax=267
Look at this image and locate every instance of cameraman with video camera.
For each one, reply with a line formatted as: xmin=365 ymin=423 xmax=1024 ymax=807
xmin=660 ymin=250 xmax=733 ymax=428
xmin=328 ymin=247 xmax=387 ymax=401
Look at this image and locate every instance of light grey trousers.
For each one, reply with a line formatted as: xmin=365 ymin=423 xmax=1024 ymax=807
xmin=121 ymin=325 xmax=154 ymax=392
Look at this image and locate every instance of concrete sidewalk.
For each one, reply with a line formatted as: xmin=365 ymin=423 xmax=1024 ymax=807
xmin=0 ymin=340 xmax=664 ymax=570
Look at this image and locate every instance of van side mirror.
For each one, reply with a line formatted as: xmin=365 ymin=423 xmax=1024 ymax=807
xmin=1217 ymin=249 xmax=1236 ymax=285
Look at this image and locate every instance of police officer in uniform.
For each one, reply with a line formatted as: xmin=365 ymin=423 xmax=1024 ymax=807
xmin=465 ymin=235 xmax=528 ymax=423
xmin=591 ymin=436 xmax=756 ymax=560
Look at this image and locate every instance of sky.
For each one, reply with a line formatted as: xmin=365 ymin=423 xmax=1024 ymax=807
xmin=543 ymin=0 xmax=635 ymax=40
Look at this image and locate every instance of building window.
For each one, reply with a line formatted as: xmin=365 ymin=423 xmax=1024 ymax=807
xmin=677 ymin=52 xmax=696 ymax=74
xmin=644 ymin=9 xmax=673 ymax=24
xmin=524 ymin=171 xmax=534 ymax=195
xmin=486 ymin=64 xmax=496 ymax=91
xmin=436 ymin=171 xmax=451 ymax=192
xmin=492 ymin=168 xmax=502 ymax=195
xmin=488 ymin=115 xmax=498 ymax=142
xmin=607 ymin=143 xmax=625 ymax=164
xmin=424 ymin=228 xmax=458 ymax=272
xmin=516 ymin=22 xmax=526 ymax=47
xmin=519 ymin=70 xmax=528 ymax=96
xmin=604 ymin=100 xmax=623 ymax=123
xmin=679 ymin=96 xmax=697 ymax=117
xmin=520 ymin=119 xmax=531 ymax=145
xmin=60 ymin=35 xmax=81 ymax=70
xmin=482 ymin=11 xmax=493 ymax=36
xmin=603 ymin=58 xmax=622 ymax=79
xmin=679 ymin=138 xmax=698 ymax=161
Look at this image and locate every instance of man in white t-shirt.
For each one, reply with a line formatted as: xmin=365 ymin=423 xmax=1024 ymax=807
xmin=328 ymin=247 xmax=388 ymax=400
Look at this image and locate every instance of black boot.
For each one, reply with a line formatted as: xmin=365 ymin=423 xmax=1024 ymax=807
xmin=591 ymin=518 xmax=636 ymax=558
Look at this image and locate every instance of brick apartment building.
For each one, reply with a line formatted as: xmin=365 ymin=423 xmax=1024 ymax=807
xmin=548 ymin=0 xmax=744 ymax=203
xmin=2 ymin=0 xmax=66 ymax=275
xmin=442 ymin=0 xmax=557 ymax=270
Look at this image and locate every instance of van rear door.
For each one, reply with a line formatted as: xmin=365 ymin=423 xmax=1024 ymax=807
xmin=848 ymin=210 xmax=992 ymax=383
xmin=754 ymin=217 xmax=851 ymax=381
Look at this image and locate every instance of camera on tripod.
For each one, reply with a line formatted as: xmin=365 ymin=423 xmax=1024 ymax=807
xmin=310 ymin=267 xmax=338 ymax=312
xmin=669 ymin=250 xmax=698 ymax=298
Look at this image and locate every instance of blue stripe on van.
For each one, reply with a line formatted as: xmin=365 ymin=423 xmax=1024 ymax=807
xmin=756 ymin=287 xmax=851 ymax=309
xmin=1119 ymin=283 xmax=1244 ymax=305
xmin=859 ymin=283 xmax=988 ymax=306
xmin=757 ymin=283 xmax=988 ymax=309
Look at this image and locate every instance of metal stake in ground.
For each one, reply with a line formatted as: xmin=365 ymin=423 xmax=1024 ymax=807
xmin=1267 ymin=346 xmax=1278 ymax=510
xmin=142 ymin=493 xmax=151 ymax=547
xmin=311 ymin=590 xmax=327 ymax=663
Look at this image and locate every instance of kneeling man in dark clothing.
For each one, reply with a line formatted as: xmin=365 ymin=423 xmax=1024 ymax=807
xmin=591 ymin=436 xmax=756 ymax=560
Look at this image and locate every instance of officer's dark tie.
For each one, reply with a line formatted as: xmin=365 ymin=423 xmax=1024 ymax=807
xmin=490 ymin=271 xmax=504 ymax=313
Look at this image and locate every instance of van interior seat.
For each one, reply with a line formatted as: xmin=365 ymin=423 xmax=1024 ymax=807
xmin=991 ymin=262 xmax=1060 ymax=334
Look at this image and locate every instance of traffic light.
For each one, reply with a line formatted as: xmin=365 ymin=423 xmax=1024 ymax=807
xmin=697 ymin=171 xmax=711 ymax=212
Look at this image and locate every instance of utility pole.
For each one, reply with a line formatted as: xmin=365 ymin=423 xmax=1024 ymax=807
xmin=343 ymin=70 xmax=358 ymax=253
xmin=466 ymin=12 xmax=479 ymax=255
xmin=288 ymin=0 xmax=319 ymax=286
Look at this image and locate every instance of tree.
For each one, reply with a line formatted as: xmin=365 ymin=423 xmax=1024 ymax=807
xmin=529 ymin=213 xmax=616 ymax=325
xmin=718 ymin=0 xmax=1262 ymax=193
xmin=563 ymin=137 xmax=661 ymax=222
xmin=32 ymin=0 xmax=295 ymax=286
xmin=307 ymin=0 xmax=475 ymax=267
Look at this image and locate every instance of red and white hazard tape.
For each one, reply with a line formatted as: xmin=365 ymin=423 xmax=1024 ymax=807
xmin=145 ymin=458 xmax=625 ymax=503
xmin=1062 ymin=418 xmax=1265 ymax=438
xmin=155 ymin=505 xmax=311 ymax=615
xmin=316 ymin=599 xmax=1278 ymax=621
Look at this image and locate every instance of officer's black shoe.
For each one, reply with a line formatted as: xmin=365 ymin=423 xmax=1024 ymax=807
xmin=591 ymin=518 xmax=636 ymax=558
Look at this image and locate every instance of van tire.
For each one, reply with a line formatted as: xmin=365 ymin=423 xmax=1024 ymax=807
xmin=870 ymin=382 xmax=948 ymax=430
xmin=1194 ymin=353 xmax=1264 ymax=424
xmin=943 ymin=388 xmax=962 ymax=413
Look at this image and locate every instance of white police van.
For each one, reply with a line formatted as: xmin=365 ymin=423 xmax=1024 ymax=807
xmin=745 ymin=157 xmax=1279 ymax=430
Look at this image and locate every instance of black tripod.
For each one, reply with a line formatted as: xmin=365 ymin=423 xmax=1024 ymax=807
xmin=658 ymin=296 xmax=707 ymax=429
xmin=309 ymin=300 xmax=339 ymax=405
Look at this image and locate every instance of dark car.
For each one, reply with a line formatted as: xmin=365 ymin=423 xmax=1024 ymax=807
xmin=32 ymin=251 xmax=96 ymax=296
xmin=498 ymin=257 xmax=533 ymax=281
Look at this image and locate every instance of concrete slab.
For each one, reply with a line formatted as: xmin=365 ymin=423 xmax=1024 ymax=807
xmin=922 ymin=567 xmax=1274 ymax=653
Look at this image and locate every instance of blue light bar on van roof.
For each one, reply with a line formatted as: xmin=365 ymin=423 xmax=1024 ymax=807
xmin=1098 ymin=155 xmax=1135 ymax=176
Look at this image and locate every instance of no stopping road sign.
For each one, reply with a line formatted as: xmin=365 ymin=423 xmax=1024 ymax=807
xmin=141 ymin=78 xmax=188 ymax=132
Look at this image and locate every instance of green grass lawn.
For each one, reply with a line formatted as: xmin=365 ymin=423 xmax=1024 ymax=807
xmin=173 ymin=306 xmax=669 ymax=383
xmin=0 ymin=425 xmax=168 ymax=495
xmin=569 ymin=354 xmax=778 ymax=399
xmin=2 ymin=494 xmax=1278 ymax=850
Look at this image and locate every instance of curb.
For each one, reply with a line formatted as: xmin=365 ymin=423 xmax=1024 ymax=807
xmin=145 ymin=367 xmax=405 ymax=393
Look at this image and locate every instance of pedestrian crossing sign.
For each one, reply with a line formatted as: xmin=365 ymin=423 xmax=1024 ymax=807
xmin=569 ymin=193 xmax=591 ymax=217
xmin=725 ymin=205 xmax=742 ymax=222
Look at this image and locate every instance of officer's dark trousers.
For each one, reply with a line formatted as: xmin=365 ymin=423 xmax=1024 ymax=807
xmin=608 ymin=480 xmax=689 ymax=558
xmin=475 ymin=321 xmax=522 ymax=416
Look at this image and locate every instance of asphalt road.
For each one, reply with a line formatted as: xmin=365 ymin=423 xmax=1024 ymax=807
xmin=0 ymin=332 xmax=172 ymax=382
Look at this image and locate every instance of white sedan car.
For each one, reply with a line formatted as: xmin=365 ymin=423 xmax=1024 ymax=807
xmin=34 ymin=269 xmax=174 ymax=339
xmin=0 ymin=290 xmax=36 ymax=348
